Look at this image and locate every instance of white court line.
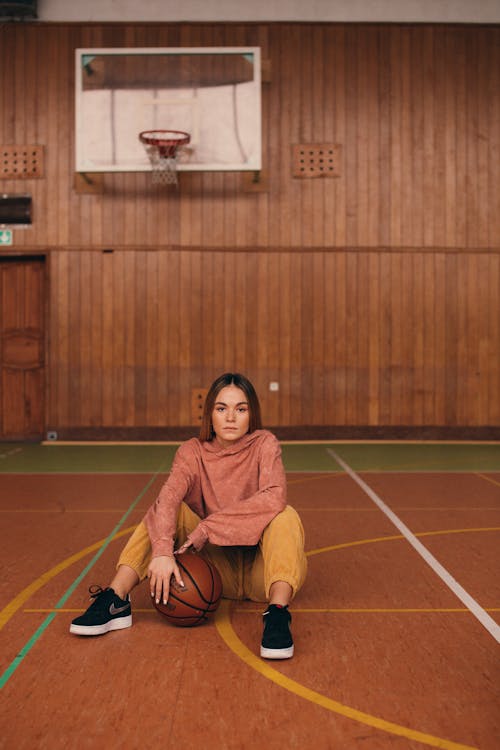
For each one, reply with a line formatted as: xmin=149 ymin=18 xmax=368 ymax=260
xmin=327 ymin=448 xmax=500 ymax=645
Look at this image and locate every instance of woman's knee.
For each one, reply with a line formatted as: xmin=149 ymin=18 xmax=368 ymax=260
xmin=268 ymin=505 xmax=305 ymax=540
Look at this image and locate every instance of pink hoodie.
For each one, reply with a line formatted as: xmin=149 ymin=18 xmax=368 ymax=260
xmin=144 ymin=429 xmax=287 ymax=558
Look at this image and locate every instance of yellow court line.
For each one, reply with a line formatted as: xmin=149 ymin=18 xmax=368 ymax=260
xmin=2 ymin=507 xmax=499 ymax=514
xmin=233 ymin=607 xmax=500 ymax=614
xmin=0 ymin=526 xmax=137 ymax=631
xmin=2 ymin=526 xmax=496 ymax=750
xmin=416 ymin=526 xmax=500 ymax=537
xmin=2 ymin=506 xmax=499 ymax=514
xmin=4 ymin=527 xmax=498 ymax=630
xmin=23 ymin=607 xmax=500 ymax=615
xmin=288 ymin=469 xmax=500 ymax=483
xmin=296 ymin=507 xmax=500 ymax=513
xmin=305 ymin=527 xmax=500 ymax=558
xmin=2 ymin=527 xmax=499 ymax=631
xmin=0 ymin=509 xmax=134 ymax=513
xmin=215 ymin=600 xmax=478 ymax=750
xmin=24 ymin=608 xmax=157 ymax=614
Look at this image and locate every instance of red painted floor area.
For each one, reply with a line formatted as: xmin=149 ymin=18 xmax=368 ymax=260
xmin=0 ymin=471 xmax=499 ymax=749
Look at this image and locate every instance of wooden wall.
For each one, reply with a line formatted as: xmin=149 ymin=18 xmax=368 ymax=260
xmin=0 ymin=22 xmax=499 ymax=436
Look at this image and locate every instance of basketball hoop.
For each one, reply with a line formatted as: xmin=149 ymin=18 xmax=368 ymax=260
xmin=139 ymin=130 xmax=191 ymax=186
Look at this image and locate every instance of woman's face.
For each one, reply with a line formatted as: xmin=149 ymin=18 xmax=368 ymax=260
xmin=211 ymin=384 xmax=250 ymax=448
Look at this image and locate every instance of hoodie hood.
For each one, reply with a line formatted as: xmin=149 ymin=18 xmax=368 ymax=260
xmin=200 ymin=429 xmax=269 ymax=457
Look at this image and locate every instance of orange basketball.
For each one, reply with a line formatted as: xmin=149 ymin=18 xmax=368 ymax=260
xmin=153 ymin=552 xmax=223 ymax=627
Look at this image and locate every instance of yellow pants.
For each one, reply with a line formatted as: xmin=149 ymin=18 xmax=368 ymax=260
xmin=118 ymin=504 xmax=307 ymax=602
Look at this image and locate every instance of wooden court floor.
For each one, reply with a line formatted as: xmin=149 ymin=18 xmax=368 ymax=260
xmin=0 ymin=442 xmax=499 ymax=749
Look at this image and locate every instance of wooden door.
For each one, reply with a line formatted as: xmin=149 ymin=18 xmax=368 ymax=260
xmin=0 ymin=257 xmax=46 ymax=440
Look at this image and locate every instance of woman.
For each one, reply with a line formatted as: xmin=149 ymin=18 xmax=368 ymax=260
xmin=70 ymin=373 xmax=307 ymax=659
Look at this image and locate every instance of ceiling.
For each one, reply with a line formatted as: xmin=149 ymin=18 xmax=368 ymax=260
xmin=33 ymin=0 xmax=500 ymax=24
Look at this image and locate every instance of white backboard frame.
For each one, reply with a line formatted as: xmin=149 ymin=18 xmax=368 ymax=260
xmin=75 ymin=47 xmax=262 ymax=173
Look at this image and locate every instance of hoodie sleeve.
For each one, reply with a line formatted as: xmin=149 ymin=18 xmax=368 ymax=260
xmin=143 ymin=444 xmax=195 ymax=558
xmin=187 ymin=434 xmax=286 ymax=550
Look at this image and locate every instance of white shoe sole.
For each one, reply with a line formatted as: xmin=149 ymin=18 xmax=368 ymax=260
xmin=260 ymin=644 xmax=294 ymax=659
xmin=70 ymin=614 xmax=132 ymax=636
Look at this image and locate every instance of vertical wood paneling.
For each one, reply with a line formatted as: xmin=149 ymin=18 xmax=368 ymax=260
xmin=368 ymin=253 xmax=380 ymax=425
xmin=411 ymin=253 xmax=425 ymax=424
xmin=333 ymin=26 xmax=347 ymax=247
xmin=389 ymin=27 xmax=402 ymax=247
xmin=444 ymin=28 xmax=458 ymax=247
xmin=421 ymin=254 xmax=434 ymax=424
xmin=400 ymin=28 xmax=414 ymax=247
xmin=266 ymin=252 xmax=281 ymax=425
xmin=288 ymin=253 xmax=303 ymax=423
xmin=299 ymin=251 xmax=314 ymax=423
xmin=311 ymin=252 xmax=325 ymax=424
xmin=51 ymin=252 xmax=68 ymax=425
xmin=0 ymin=27 xmax=14 ymax=143
xmin=344 ymin=252 xmax=359 ymax=423
xmin=356 ymin=25 xmax=370 ymax=247
xmin=488 ymin=29 xmax=500 ymax=247
xmin=43 ymin=246 xmax=500 ymax=430
xmin=89 ymin=252 xmax=104 ymax=425
xmin=344 ymin=25 xmax=359 ymax=247
xmin=101 ymin=252 xmax=115 ymax=425
xmin=444 ymin=254 xmax=458 ymax=424
xmin=433 ymin=254 xmax=447 ymax=425
xmin=0 ymin=22 xmax=498 ymax=433
xmin=421 ymin=27 xmax=435 ymax=248
xmin=378 ymin=252 xmax=392 ymax=424
xmin=67 ymin=250 xmax=81 ymax=422
xmin=488 ymin=255 xmax=500 ymax=424
xmin=409 ymin=29 xmax=424 ymax=247
xmin=133 ymin=250 xmax=148 ymax=425
xmin=287 ymin=25 xmax=303 ymax=249
xmin=321 ymin=26 xmax=335 ymax=248
xmin=333 ymin=252 xmax=347 ymax=424
xmin=277 ymin=253 xmax=292 ymax=425
xmin=436 ymin=28 xmax=449 ymax=247
xmin=0 ymin=259 xmax=45 ymax=438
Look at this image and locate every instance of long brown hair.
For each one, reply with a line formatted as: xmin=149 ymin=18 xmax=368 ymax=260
xmin=199 ymin=373 xmax=262 ymax=442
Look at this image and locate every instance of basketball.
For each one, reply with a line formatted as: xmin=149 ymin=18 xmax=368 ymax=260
xmin=153 ymin=552 xmax=223 ymax=627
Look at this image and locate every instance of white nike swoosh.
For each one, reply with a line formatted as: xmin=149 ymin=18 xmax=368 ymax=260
xmin=109 ymin=602 xmax=129 ymax=615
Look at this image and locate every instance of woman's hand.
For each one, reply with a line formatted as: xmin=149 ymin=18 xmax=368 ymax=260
xmin=174 ymin=539 xmax=194 ymax=556
xmin=147 ymin=555 xmax=184 ymax=605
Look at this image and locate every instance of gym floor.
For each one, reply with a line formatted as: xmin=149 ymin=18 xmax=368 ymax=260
xmin=0 ymin=441 xmax=499 ymax=749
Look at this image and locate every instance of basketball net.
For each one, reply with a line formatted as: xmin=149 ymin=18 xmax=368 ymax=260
xmin=144 ymin=145 xmax=180 ymax=186
xmin=139 ymin=130 xmax=191 ymax=187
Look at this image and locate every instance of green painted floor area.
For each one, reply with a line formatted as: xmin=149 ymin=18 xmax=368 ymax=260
xmin=0 ymin=443 xmax=178 ymax=473
xmin=280 ymin=443 xmax=343 ymax=472
xmin=0 ymin=441 xmax=498 ymax=474
xmin=330 ymin=443 xmax=500 ymax=473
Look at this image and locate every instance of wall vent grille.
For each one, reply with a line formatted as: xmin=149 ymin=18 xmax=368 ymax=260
xmin=292 ymin=144 xmax=341 ymax=178
xmin=1 ymin=145 xmax=45 ymax=179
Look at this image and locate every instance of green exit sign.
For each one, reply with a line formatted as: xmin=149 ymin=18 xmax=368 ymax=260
xmin=0 ymin=229 xmax=13 ymax=246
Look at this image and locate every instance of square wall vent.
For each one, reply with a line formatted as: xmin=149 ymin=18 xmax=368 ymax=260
xmin=1 ymin=145 xmax=44 ymax=179
xmin=292 ymin=144 xmax=342 ymax=178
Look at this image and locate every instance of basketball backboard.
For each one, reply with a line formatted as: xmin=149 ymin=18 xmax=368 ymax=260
xmin=75 ymin=47 xmax=261 ymax=173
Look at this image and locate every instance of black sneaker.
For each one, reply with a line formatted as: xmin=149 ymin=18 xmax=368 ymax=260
xmin=260 ymin=604 xmax=294 ymax=659
xmin=70 ymin=586 xmax=132 ymax=636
